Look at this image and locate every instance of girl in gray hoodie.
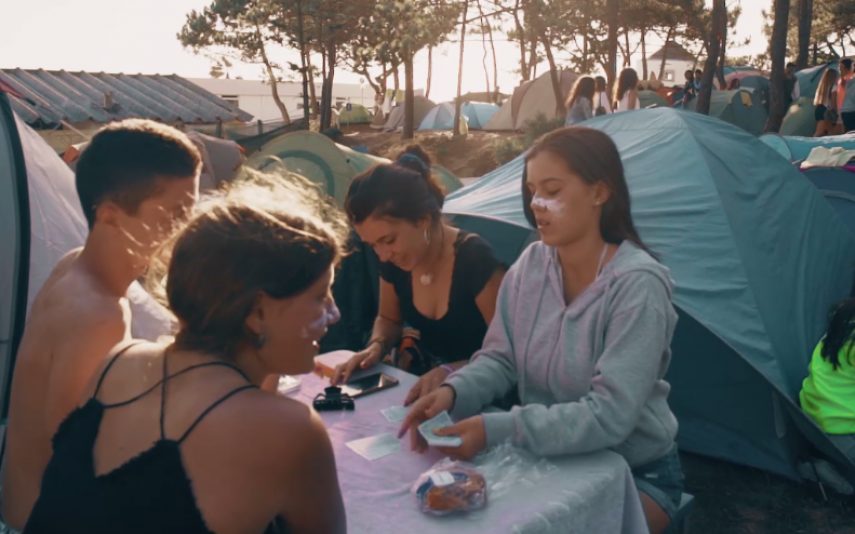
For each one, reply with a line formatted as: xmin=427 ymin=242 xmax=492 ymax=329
xmin=400 ymin=127 xmax=683 ymax=534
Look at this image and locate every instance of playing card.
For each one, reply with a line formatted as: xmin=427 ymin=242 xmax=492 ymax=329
xmin=381 ymin=405 xmax=409 ymax=424
xmin=418 ymin=411 xmax=463 ymax=448
xmin=345 ymin=432 xmax=401 ymax=461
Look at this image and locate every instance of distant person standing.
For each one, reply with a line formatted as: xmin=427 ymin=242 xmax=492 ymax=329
xmin=693 ymin=69 xmax=703 ymax=92
xmin=682 ymin=70 xmax=696 ymax=106
xmin=613 ymin=68 xmax=640 ymax=112
xmin=784 ymin=62 xmax=800 ymax=109
xmin=813 ymin=69 xmax=839 ymax=137
xmin=594 ymin=76 xmax=612 ymax=116
xmin=839 ymin=58 xmax=855 ymax=133
xmin=565 ymin=76 xmax=596 ymax=125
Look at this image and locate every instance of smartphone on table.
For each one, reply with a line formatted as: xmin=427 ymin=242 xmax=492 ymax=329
xmin=340 ymin=372 xmax=399 ymax=399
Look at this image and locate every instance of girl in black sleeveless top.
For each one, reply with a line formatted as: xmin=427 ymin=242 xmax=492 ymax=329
xmin=24 ymin=189 xmax=348 ymax=533
xmin=334 ymin=146 xmax=505 ymax=403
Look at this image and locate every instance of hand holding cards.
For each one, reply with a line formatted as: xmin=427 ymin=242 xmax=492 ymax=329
xmin=418 ymin=411 xmax=463 ymax=448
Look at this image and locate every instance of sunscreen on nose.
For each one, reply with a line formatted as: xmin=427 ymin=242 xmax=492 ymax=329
xmin=303 ymin=301 xmax=341 ymax=337
xmin=531 ymin=195 xmax=566 ymax=214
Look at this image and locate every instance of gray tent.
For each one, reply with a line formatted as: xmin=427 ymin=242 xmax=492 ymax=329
xmin=0 ymin=92 xmax=175 ymax=422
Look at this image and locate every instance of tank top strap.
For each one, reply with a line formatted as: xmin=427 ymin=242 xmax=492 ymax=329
xmin=175 ymin=384 xmax=257 ymax=444
xmin=100 ymin=357 xmax=253 ymax=410
xmin=92 ymin=341 xmax=146 ymax=398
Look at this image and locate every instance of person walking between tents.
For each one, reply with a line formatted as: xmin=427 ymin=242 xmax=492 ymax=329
xmin=594 ymin=76 xmax=612 ymax=116
xmin=332 ymin=146 xmax=505 ymax=404
xmin=400 ymin=127 xmax=685 ymax=534
xmin=614 ymin=68 xmax=640 ymax=112
xmin=839 ymin=58 xmax=855 ymax=133
xmin=564 ymin=76 xmax=595 ymax=126
xmin=682 ymin=70 xmax=697 ymax=107
xmin=813 ymin=68 xmax=840 ymax=137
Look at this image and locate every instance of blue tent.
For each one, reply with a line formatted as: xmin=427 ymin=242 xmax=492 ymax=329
xmin=684 ymin=89 xmax=768 ymax=136
xmin=419 ymin=102 xmax=500 ymax=131
xmin=419 ymin=103 xmax=459 ymax=131
xmin=795 ymin=62 xmax=837 ymax=102
xmin=463 ymin=102 xmax=500 ymax=129
xmin=760 ymin=133 xmax=855 ymax=162
xmin=801 ymin=167 xmax=855 ymax=237
xmin=445 ymin=108 xmax=855 ymax=482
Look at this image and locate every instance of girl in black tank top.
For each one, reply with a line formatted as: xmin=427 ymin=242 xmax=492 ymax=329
xmin=24 ymin=343 xmax=283 ymax=534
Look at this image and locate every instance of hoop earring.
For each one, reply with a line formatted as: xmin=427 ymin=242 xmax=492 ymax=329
xmin=254 ymin=332 xmax=267 ymax=349
xmin=424 ymin=226 xmax=430 ymax=244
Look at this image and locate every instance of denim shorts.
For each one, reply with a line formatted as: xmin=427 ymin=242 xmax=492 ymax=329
xmin=631 ymin=444 xmax=685 ymax=520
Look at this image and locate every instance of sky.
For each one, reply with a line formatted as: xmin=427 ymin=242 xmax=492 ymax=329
xmin=0 ymin=0 xmax=770 ymax=103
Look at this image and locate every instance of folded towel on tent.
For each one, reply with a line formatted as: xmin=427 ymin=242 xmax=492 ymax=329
xmin=800 ymin=146 xmax=855 ymax=169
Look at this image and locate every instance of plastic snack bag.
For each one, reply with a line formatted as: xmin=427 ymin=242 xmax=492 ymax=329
xmin=412 ymin=461 xmax=487 ymax=516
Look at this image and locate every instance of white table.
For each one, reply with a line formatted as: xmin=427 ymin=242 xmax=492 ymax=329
xmin=290 ymin=364 xmax=649 ymax=534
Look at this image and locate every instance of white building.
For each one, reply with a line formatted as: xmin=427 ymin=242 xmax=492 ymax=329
xmin=642 ymin=42 xmax=698 ymax=86
xmin=188 ymin=78 xmax=373 ymax=122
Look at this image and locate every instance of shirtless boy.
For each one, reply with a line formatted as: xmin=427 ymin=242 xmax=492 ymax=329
xmin=1 ymin=119 xmax=200 ymax=530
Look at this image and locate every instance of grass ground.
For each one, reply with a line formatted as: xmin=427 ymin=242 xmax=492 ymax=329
xmin=341 ymin=124 xmax=520 ymax=179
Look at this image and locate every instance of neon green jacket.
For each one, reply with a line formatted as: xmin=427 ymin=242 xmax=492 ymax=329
xmin=800 ymin=339 xmax=855 ymax=435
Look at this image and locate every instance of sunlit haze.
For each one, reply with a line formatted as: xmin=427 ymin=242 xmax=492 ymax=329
xmin=1 ymin=0 xmax=770 ymax=103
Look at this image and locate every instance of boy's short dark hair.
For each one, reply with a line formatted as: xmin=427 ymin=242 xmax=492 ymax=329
xmin=75 ymin=119 xmax=201 ymax=228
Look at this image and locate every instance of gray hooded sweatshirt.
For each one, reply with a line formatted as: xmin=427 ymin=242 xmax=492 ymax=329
xmin=446 ymin=240 xmax=679 ymax=467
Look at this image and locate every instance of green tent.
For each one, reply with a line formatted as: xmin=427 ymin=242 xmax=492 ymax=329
xmin=337 ymin=104 xmax=372 ymax=126
xmin=638 ymin=90 xmax=669 ymax=109
xmin=780 ymin=97 xmax=817 ymax=137
xmin=685 ymin=89 xmax=767 ymax=136
xmin=248 ymin=130 xmax=462 ymax=206
xmin=444 ymin=108 xmax=855 ymax=483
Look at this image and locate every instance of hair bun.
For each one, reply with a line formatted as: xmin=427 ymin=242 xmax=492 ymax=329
xmin=395 ymin=145 xmax=432 ymax=179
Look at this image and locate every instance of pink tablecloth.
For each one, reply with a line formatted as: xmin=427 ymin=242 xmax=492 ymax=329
xmin=290 ymin=365 xmax=649 ymax=534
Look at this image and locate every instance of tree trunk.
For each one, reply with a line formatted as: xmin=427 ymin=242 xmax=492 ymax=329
xmin=402 ymin=52 xmax=415 ymax=140
xmin=295 ymin=0 xmax=310 ymax=124
xmin=623 ymin=29 xmax=631 ymax=67
xmin=320 ymin=44 xmax=336 ymax=131
xmin=716 ymin=14 xmax=727 ymax=90
xmin=478 ymin=0 xmax=499 ymax=102
xmin=696 ymin=0 xmax=725 ymax=114
xmin=527 ymin=33 xmax=538 ymax=80
xmin=454 ymin=0 xmax=469 ymax=137
xmin=512 ymin=0 xmax=529 ymax=81
xmin=537 ymin=27 xmax=564 ymax=116
xmin=766 ymin=0 xmax=791 ymax=132
xmin=796 ymin=0 xmax=813 ymax=69
xmin=659 ymin=27 xmax=674 ymax=80
xmin=306 ymin=54 xmax=318 ymax=118
xmin=479 ymin=13 xmax=491 ymax=97
xmin=425 ymin=46 xmax=433 ymax=100
xmin=640 ymin=30 xmax=648 ymax=80
xmin=606 ymin=0 xmax=619 ymax=87
xmin=256 ymin=27 xmax=291 ymax=124
xmin=393 ymin=65 xmax=400 ymax=98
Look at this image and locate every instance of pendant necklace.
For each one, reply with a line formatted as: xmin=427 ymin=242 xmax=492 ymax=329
xmin=418 ymin=226 xmax=445 ymax=286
